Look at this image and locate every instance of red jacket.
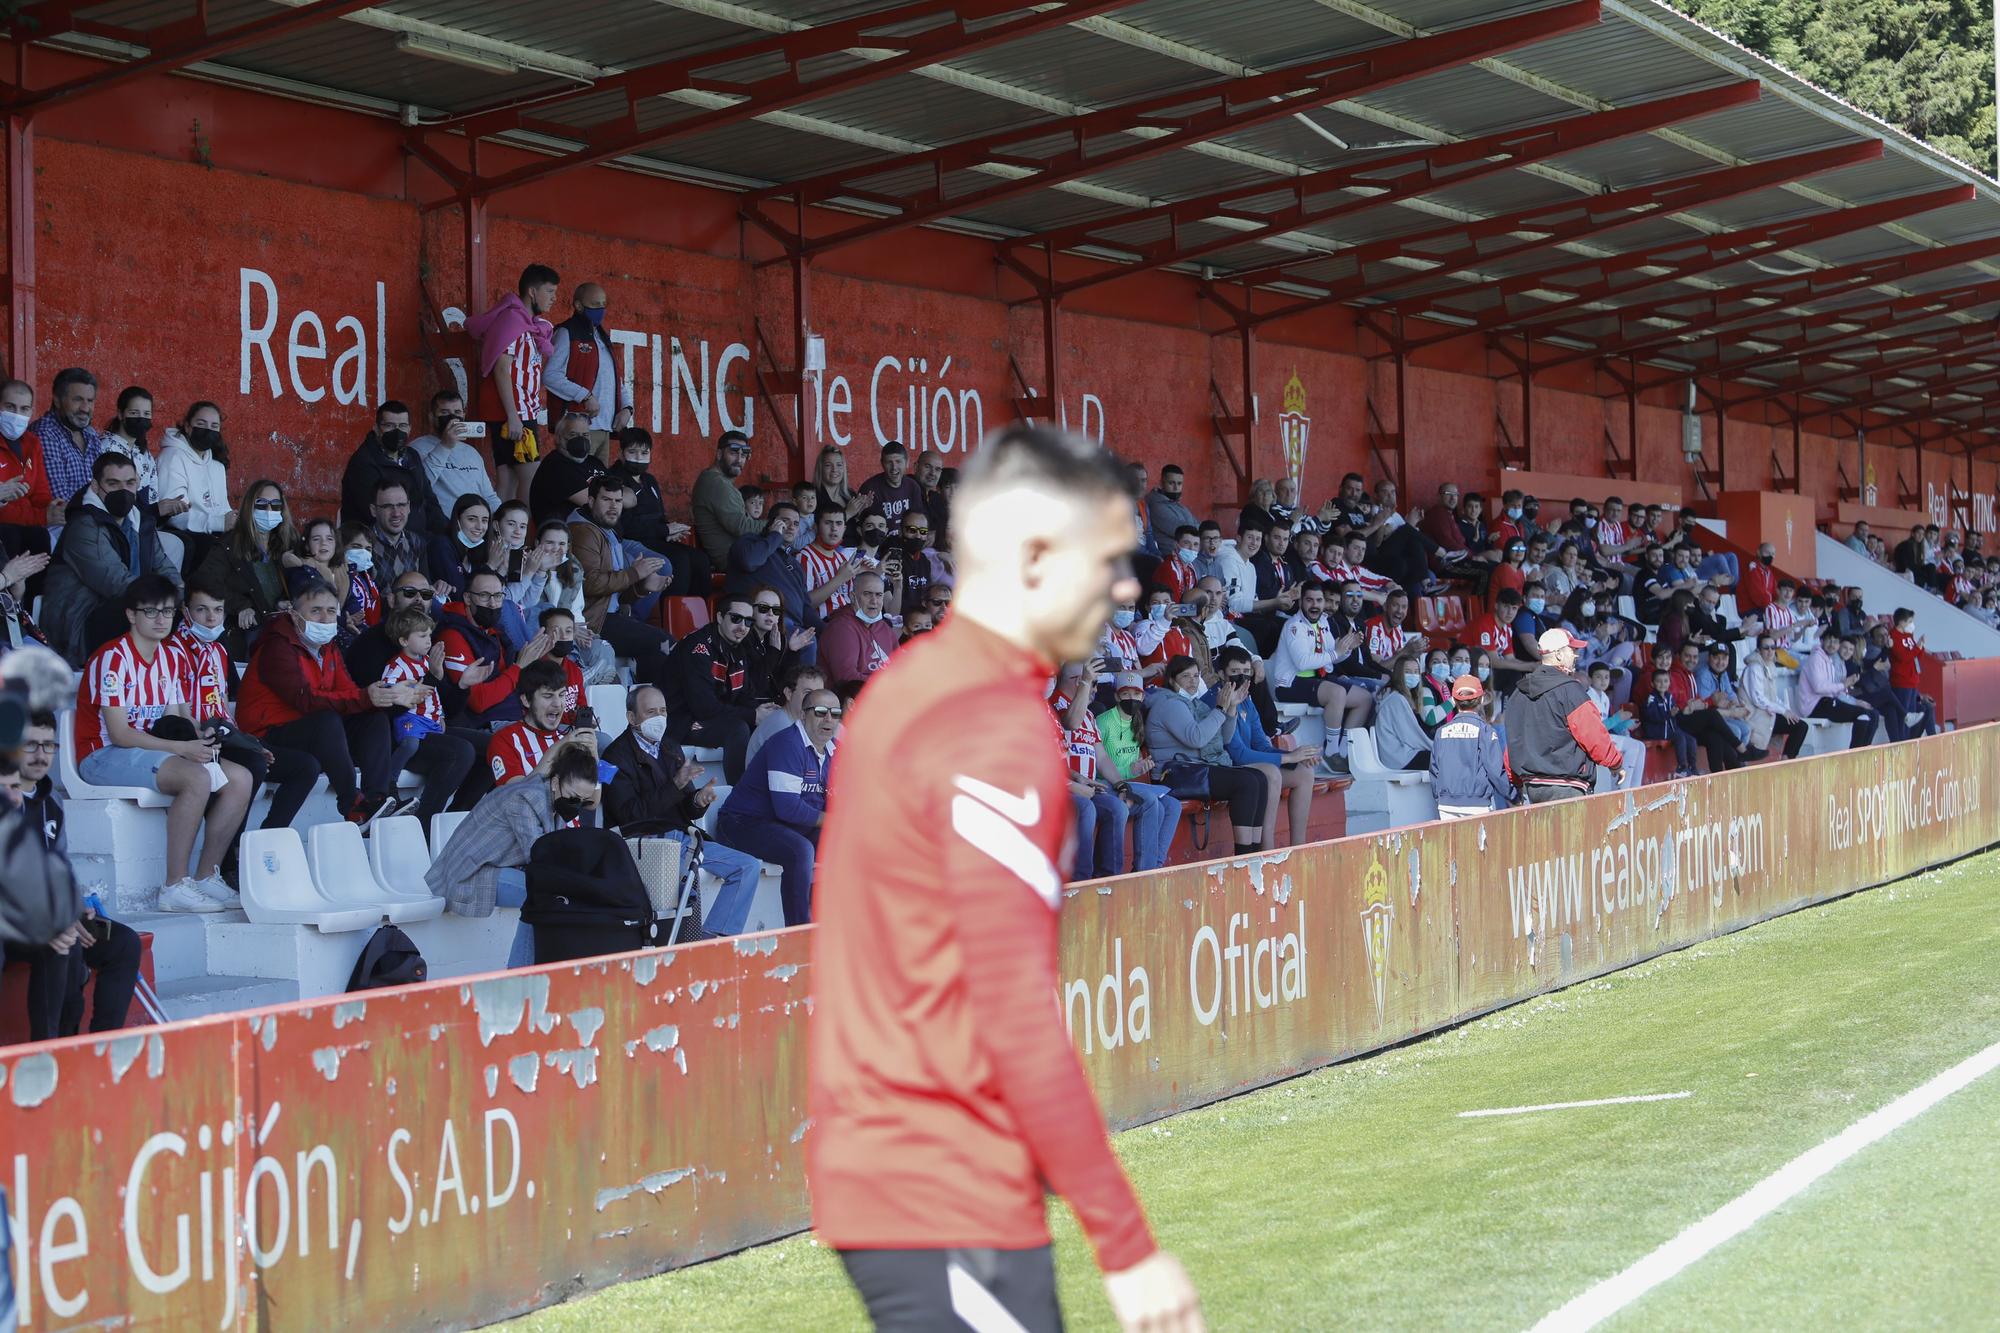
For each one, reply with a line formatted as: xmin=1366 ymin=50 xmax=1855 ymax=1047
xmin=0 ymin=432 xmax=52 ymax=526
xmin=1738 ymin=561 xmax=1777 ymax=614
xmin=238 ymin=615 xmax=372 ymax=735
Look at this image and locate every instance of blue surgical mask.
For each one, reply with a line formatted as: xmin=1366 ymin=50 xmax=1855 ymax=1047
xmin=1148 ymin=604 xmax=1168 ymax=622
xmin=1111 ymin=609 xmax=1135 ymax=629
xmin=1476 ymin=665 xmax=1491 ymax=681
xmin=1507 ymin=506 xmax=1522 ymax=520
xmin=584 ymin=307 xmax=606 ymax=327
xmin=1401 ymin=671 xmax=1421 ymax=690
xmin=253 ymin=510 xmax=283 ymax=533
xmin=1581 ymin=600 xmax=1596 ymax=617
xmin=187 ymin=620 xmax=225 ymax=643
xmin=300 ymin=618 xmax=339 ymax=647
xmin=346 ymin=548 xmax=373 ymax=572
xmin=1527 ymin=597 xmax=1545 ymax=614
xmin=1175 ymin=547 xmax=1195 ymax=565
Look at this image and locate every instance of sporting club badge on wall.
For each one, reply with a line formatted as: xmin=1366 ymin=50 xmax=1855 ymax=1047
xmin=1280 ymin=369 xmax=1310 ymax=487
xmin=1359 ymin=858 xmax=1393 ymax=1025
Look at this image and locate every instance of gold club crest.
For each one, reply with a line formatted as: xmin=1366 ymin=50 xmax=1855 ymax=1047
xmin=1359 ymin=859 xmax=1393 ymax=1024
xmin=1279 ymin=369 xmax=1310 ymax=487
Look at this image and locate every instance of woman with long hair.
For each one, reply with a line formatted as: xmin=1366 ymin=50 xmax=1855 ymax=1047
xmin=813 ymin=445 xmax=864 ymax=520
xmin=193 ymin=478 xmax=299 ymax=661
xmin=157 ymin=399 xmax=233 ymax=571
xmin=428 ymin=493 xmax=493 ymax=592
xmin=282 ymin=517 xmax=352 ymax=607
xmin=1372 ymin=648 xmax=1433 ymax=771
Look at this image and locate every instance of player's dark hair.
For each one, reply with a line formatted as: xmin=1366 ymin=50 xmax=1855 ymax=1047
xmin=517 ymin=658 xmax=567 ymax=701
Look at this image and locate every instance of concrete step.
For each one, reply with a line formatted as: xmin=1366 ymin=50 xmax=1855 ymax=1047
xmin=153 ymin=973 xmax=298 ymax=1023
xmin=117 ymin=908 xmax=248 ymax=987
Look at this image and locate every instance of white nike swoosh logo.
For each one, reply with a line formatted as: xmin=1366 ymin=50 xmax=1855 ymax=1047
xmin=951 ymin=774 xmax=1040 ymax=827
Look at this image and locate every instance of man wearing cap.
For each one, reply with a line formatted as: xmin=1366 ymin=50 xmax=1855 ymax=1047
xmin=1503 ymin=627 xmax=1623 ymax=804
xmin=1095 ymin=671 xmax=1183 ymax=872
xmin=1428 ymin=674 xmax=1513 ymax=819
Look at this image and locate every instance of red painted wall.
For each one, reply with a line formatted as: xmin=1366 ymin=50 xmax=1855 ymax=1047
xmin=6 ymin=56 xmax=1994 ymax=533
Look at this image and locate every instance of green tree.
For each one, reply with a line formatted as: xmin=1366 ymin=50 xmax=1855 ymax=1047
xmin=1669 ymin=0 xmax=1996 ymax=175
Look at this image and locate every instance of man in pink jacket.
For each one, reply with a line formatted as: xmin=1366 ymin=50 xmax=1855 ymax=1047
xmin=1794 ymin=623 xmax=1876 ymax=748
xmin=819 ymin=571 xmax=899 ymax=691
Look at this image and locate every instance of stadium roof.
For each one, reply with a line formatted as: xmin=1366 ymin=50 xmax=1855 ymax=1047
xmin=21 ymin=0 xmax=2000 ymax=435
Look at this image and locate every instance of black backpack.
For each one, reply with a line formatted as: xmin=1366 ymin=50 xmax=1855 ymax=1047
xmin=523 ymin=827 xmax=655 ymax=965
xmin=346 ymin=925 xmax=428 ymax=991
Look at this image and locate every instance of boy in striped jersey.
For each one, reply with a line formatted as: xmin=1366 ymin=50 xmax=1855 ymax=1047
xmin=77 ymin=575 xmax=254 ymax=912
xmin=799 ymin=506 xmax=866 ymax=615
xmin=487 ymin=659 xmax=571 ymax=786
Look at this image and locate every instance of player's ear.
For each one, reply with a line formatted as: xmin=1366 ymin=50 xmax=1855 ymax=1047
xmin=1018 ymin=532 xmax=1055 ymax=591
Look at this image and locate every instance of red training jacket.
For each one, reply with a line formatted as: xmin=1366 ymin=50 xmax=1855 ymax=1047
xmin=238 ymin=615 xmax=372 ymax=735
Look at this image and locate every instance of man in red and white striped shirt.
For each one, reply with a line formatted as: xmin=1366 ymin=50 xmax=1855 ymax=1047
xmin=798 ymin=507 xmax=866 ymax=615
xmin=1365 ymin=589 xmax=1428 ymax=665
xmin=77 ymin=574 xmax=254 ymax=911
xmin=1324 ymin=533 xmax=1397 ymax=602
xmin=487 ymin=658 xmax=570 ymax=785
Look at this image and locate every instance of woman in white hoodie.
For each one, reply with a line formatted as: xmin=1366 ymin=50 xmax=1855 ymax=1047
xmin=156 ymin=401 xmax=234 ymax=572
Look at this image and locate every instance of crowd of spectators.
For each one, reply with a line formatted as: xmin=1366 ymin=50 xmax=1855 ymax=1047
xmin=0 ymin=259 xmax=1979 ymax=1018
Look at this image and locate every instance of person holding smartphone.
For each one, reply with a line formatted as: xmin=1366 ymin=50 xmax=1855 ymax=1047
xmin=0 ymin=715 xmax=143 ymax=1041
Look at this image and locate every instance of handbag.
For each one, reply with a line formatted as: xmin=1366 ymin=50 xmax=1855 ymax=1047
xmin=1159 ymin=759 xmax=1210 ymax=802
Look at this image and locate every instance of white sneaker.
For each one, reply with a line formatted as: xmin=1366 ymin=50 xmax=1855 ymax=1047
xmin=159 ymin=879 xmax=225 ymax=913
xmin=193 ymin=873 xmax=241 ymax=909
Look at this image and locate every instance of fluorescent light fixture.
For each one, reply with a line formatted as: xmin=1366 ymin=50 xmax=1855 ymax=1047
xmin=397 ymin=35 xmax=518 ymax=76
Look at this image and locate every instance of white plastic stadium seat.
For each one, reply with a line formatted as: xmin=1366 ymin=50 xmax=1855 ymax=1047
xmin=699 ymin=785 xmax=730 ymax=836
xmin=588 ymin=684 xmax=628 ymax=741
xmin=430 ymin=810 xmax=470 ymax=857
xmin=1347 ymin=729 xmax=1428 ymax=786
xmin=1275 ymin=702 xmax=1326 ymax=757
xmin=365 ymin=816 xmax=448 ymax=919
xmin=1616 ymin=595 xmax=1638 ymax=622
xmin=308 ymin=822 xmax=443 ymax=924
xmin=238 ymin=829 xmax=381 ymax=933
xmin=57 ymin=709 xmax=173 ymax=807
xmin=686 ymin=746 xmax=726 ymax=765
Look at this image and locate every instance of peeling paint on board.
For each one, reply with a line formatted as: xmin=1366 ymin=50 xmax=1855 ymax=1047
xmin=331 ymin=1000 xmax=367 ymax=1029
xmin=595 ymin=1167 xmax=694 ymax=1212
xmin=509 ymin=1052 xmax=541 ymax=1094
xmin=546 ymin=1048 xmax=600 ymax=1090
xmin=104 ymin=1034 xmax=147 ymax=1084
xmin=471 ymin=973 xmax=557 ymax=1046
xmin=9 ymin=1052 xmax=56 ymax=1108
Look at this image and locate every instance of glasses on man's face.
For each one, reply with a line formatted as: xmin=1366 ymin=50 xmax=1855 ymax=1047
xmin=19 ymin=740 xmax=56 ymax=755
xmin=807 ymin=706 xmax=843 ymax=720
xmin=134 ymin=605 xmax=177 ymax=620
xmin=467 ymin=593 xmax=505 ymax=607
xmin=720 ymin=611 xmax=754 ymax=626
xmin=377 ymin=502 xmax=410 ymax=513
xmin=724 ymin=446 xmax=751 ymax=457
xmin=905 ymin=529 xmax=929 ymax=540
xmin=398 ymin=587 xmax=435 ymax=600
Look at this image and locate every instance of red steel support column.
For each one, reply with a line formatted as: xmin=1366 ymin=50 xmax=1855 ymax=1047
xmin=792 ymin=194 xmax=811 ymax=480
xmin=463 ymin=141 xmax=488 ymax=318
xmin=1042 ymin=243 xmax=1062 ymax=427
xmin=7 ymin=103 xmax=32 ymax=390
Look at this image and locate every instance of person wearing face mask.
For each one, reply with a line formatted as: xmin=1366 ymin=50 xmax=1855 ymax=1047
xmin=715 ymin=686 xmax=840 ymax=927
xmin=190 ymin=480 xmax=297 ymax=664
xmin=238 ymin=579 xmax=430 ymax=828
xmin=43 ymin=452 xmax=182 ymax=666
xmin=1099 ymin=598 xmax=1144 ymax=679
xmin=543 ymin=282 xmax=634 ymax=462
xmin=819 ymin=571 xmax=900 ymax=692
xmin=527 ymin=410 xmax=607 ymax=529
xmin=88 ymin=388 xmax=170 ymax=511
xmin=1370 ymin=650 xmax=1435 ymax=772
xmin=608 ymin=428 xmax=708 ymax=593
xmin=336 ymin=524 xmax=381 ymax=643
xmin=662 ymin=594 xmax=767 ymax=783
xmin=1739 ymin=541 xmax=1779 ymax=615
xmin=1092 ymin=671 xmax=1184 ymax=871
xmin=1160 ymin=525 xmax=1201 ymax=602
xmin=155 ymin=400 xmax=235 ymax=572
xmin=410 ymin=389 xmax=501 ymax=517
xmin=339 ymin=400 xmax=448 ymax=539
xmin=427 ymin=494 xmax=494 ymax=592
xmin=0 ymin=378 xmax=56 ymax=549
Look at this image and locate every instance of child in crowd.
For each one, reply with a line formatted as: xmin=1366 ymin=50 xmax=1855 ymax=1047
xmin=1587 ymin=661 xmax=1647 ymax=790
xmin=379 ymin=605 xmax=447 ymax=800
xmin=1639 ymin=666 xmax=1698 ymax=779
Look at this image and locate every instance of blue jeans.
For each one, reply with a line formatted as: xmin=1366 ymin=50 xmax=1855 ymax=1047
xmin=1070 ymin=788 xmax=1129 ymax=881
xmin=1697 ymin=552 xmax=1739 ymax=584
xmin=1891 ymin=687 xmax=1938 ymax=739
xmin=497 ymin=599 xmax=535 ymax=652
xmin=1125 ymin=781 xmax=1182 ymax=872
xmin=716 ymin=812 xmax=818 ymax=926
xmin=664 ymin=829 xmax=763 ymax=937
xmin=495 ymin=868 xmax=535 ymax=968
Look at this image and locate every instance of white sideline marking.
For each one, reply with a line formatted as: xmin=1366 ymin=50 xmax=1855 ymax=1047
xmin=1459 ymin=1092 xmax=1691 ymax=1119
xmin=1531 ymin=1036 xmax=2000 ymax=1332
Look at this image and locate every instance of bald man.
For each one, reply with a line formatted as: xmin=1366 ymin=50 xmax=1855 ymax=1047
xmin=811 ymin=425 xmax=1204 ymax=1332
xmin=545 ymin=281 xmax=633 ymax=461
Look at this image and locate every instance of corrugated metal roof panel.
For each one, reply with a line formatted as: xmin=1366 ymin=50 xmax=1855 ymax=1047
xmin=946 ymin=25 xmax=1219 ymax=110
xmin=1350 ymin=63 xmax=1577 ymax=139
xmin=1094 ymin=0 xmax=1391 ymax=71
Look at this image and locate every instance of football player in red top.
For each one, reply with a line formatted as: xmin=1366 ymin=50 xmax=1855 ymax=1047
xmin=810 ymin=426 xmax=1202 ymax=1332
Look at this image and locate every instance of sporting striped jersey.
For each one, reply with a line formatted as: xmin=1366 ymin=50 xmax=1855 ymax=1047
xmin=798 ymin=542 xmax=854 ymax=612
xmin=1098 ymin=624 xmax=1140 ymax=674
xmin=78 ymin=633 xmax=188 ymax=763
xmin=1594 ymin=518 xmax=1629 ymax=550
xmin=1047 ymin=692 xmax=1100 ymax=782
xmin=488 ymin=722 xmax=564 ymax=785
xmin=345 ymin=568 xmax=380 ymax=629
xmin=168 ymin=627 xmax=231 ymax=724
xmin=381 ymin=653 xmax=444 ymax=726
xmin=1365 ymin=616 xmax=1416 ymax=664
xmin=1464 ymin=612 xmax=1518 ymax=659
xmin=1322 ymin=558 xmax=1396 ymax=597
xmin=507 ymin=331 xmax=546 ymax=426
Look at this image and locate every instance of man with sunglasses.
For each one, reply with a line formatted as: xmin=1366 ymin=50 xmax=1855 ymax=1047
xmin=742 ymin=587 xmax=812 ymax=705
xmin=715 ymin=686 xmax=839 ymax=928
xmin=811 ymin=426 xmax=1201 ymax=1333
xmin=692 ymin=430 xmax=762 ymax=568
xmin=661 ymin=593 xmax=764 ymax=783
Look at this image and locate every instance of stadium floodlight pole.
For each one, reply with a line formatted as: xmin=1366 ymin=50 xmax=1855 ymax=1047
xmin=444 ymin=0 xmax=1149 ymax=200
xmin=743 ymin=0 xmax=1605 ymax=259
xmin=1015 ymin=80 xmax=1761 ymax=300
xmin=1391 ymin=184 xmax=1975 ymax=349
xmin=1221 ymin=140 xmax=1882 ymax=330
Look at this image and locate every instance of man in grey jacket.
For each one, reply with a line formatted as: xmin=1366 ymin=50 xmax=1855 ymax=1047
xmin=0 ymin=649 xmax=81 ymax=947
xmin=1143 ymin=465 xmax=1198 ymax=554
xmin=1143 ymin=654 xmax=1269 ymax=854
xmin=43 ymin=451 xmax=181 ymax=665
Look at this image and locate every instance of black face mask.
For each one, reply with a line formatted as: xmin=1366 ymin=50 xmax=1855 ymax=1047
xmin=1758 ymin=553 xmax=1774 ymax=566
xmin=547 ymin=640 xmax=574 ymax=659
xmin=620 ymin=459 xmax=650 ymax=476
xmin=1119 ymin=699 xmax=1142 ymax=717
xmin=551 ymin=795 xmax=586 ymax=822
xmin=471 ymin=604 xmax=501 ymax=629
xmin=379 ymin=428 xmax=407 ymax=451
xmin=189 ymin=426 xmax=222 ymax=453
xmin=101 ymin=489 xmax=137 ymax=519
xmin=565 ymin=436 xmax=591 ymax=459
xmin=123 ymin=417 xmax=151 ymax=443
xmin=860 ymin=530 xmax=886 ymax=547
xmin=435 ymin=415 xmax=460 ymax=435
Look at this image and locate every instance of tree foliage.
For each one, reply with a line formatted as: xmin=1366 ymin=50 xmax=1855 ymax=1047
xmin=1668 ymin=0 xmax=1996 ymax=175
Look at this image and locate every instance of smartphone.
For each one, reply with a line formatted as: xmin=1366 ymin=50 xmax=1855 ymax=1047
xmin=460 ymin=420 xmax=488 ymax=439
xmin=1171 ymin=603 xmax=1198 ymax=618
xmin=83 ymin=916 xmax=113 ymax=946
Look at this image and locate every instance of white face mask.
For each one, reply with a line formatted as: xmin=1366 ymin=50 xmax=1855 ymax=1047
xmin=1580 ymin=600 xmax=1596 ymax=617
xmin=253 ymin=510 xmax=283 ymax=533
xmin=345 ymin=548 xmax=373 ymax=572
xmin=187 ymin=620 xmax=226 ymax=643
xmin=300 ymin=618 xmax=339 ymax=646
xmin=0 ymin=411 xmax=27 ymax=442
xmin=854 ymin=607 xmax=884 ymax=625
xmin=637 ymin=715 xmax=668 ymax=745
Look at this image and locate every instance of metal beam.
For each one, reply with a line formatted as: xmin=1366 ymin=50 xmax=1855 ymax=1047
xmin=1685 ymin=281 xmax=2000 ymax=389
xmin=437 ymin=0 xmax=1143 ymax=200
xmin=743 ymin=0 xmax=1602 ymax=258
xmin=4 ymin=0 xmax=385 ymax=111
xmin=1226 ymin=139 xmax=1880 ymax=329
xmin=6 ymin=72 xmax=32 ymax=389
xmin=1720 ymin=323 xmax=2000 ymax=411
xmin=1395 ymin=183 xmax=1974 ymax=346
xmin=1013 ymin=80 xmax=1760 ymax=299
xmin=1811 ymin=353 xmax=2000 ymax=418
xmin=1576 ymin=266 xmax=2000 ymax=378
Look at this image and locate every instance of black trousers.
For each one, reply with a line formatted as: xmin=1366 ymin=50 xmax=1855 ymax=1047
xmin=263 ymin=710 xmax=396 ymax=811
xmin=242 ymin=743 xmax=323 ymax=830
xmin=1524 ymin=782 xmax=1584 ymax=804
xmin=1771 ymin=714 xmax=1811 ymax=760
xmin=404 ymin=730 xmax=476 ymax=821
xmin=1367 ymin=525 xmax=1432 ymax=599
xmin=1206 ymin=764 xmax=1269 ymax=828
xmin=601 ymin=611 xmax=673 ymax=690
xmin=5 ymin=920 xmax=142 ymax=1042
xmin=840 ymin=1246 xmax=1061 ymax=1333
xmin=1809 ymin=698 xmax=1877 ymax=749
xmin=446 ymin=725 xmax=496 ymax=809
xmin=1679 ymin=708 xmax=1744 ymax=770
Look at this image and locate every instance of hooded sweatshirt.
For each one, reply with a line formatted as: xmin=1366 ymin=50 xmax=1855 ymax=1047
xmin=1503 ymin=663 xmax=1621 ymax=792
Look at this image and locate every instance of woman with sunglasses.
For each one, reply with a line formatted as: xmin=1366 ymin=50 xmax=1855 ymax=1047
xmin=192 ymin=479 xmax=298 ymax=662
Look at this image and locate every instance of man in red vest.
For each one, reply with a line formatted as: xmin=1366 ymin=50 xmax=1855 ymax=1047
xmin=543 ymin=281 xmax=633 ymax=463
